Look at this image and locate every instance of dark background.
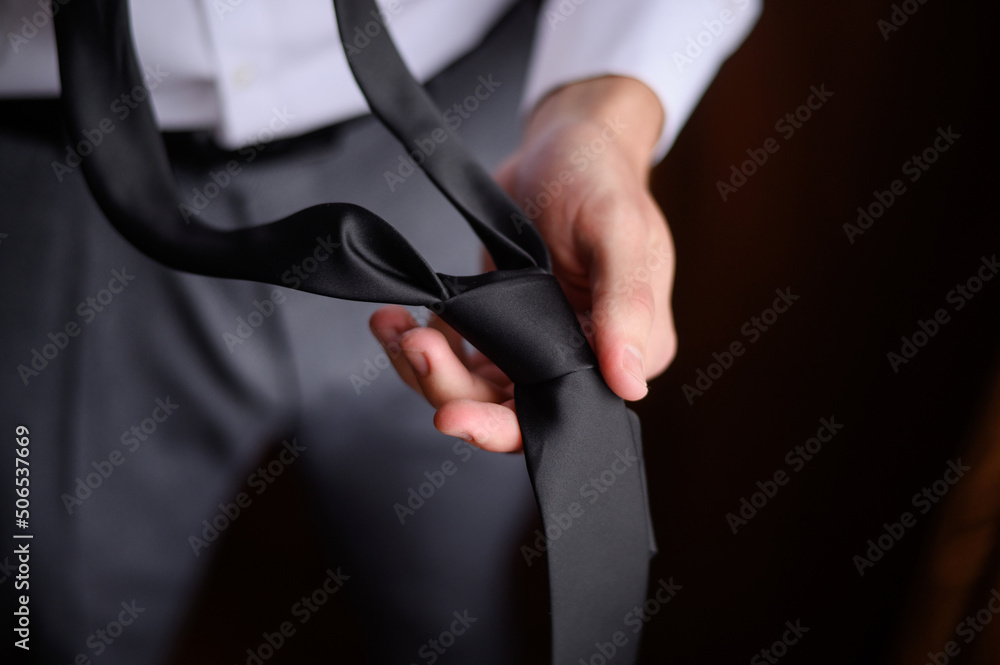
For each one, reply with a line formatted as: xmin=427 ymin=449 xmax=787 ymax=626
xmin=169 ymin=2 xmax=999 ymax=663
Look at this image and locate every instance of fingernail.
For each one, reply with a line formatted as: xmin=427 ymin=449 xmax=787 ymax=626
xmin=622 ymin=345 xmax=646 ymax=388
xmin=373 ymin=326 xmax=398 ymax=346
xmin=404 ymin=349 xmax=429 ymax=376
xmin=373 ymin=327 xmax=402 ymax=357
xmin=452 ymin=431 xmax=474 ymax=443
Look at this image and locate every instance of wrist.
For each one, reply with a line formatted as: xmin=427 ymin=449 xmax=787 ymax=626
xmin=523 ymin=76 xmax=664 ymax=175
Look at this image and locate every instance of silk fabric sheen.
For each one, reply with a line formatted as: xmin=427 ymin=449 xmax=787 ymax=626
xmin=53 ymin=1 xmax=657 ymax=662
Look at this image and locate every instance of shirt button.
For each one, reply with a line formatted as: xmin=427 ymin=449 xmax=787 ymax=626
xmin=232 ymin=63 xmax=257 ymax=89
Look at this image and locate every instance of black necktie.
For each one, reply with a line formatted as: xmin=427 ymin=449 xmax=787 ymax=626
xmin=53 ymin=2 xmax=657 ymax=663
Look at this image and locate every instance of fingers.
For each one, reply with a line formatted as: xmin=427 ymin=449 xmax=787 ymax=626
xmin=369 ymin=305 xmax=511 ymax=407
xmin=465 ymin=351 xmax=511 ymax=386
xmin=590 ymin=251 xmax=653 ymax=401
xmin=434 ymin=398 xmax=522 ymax=453
xmin=587 ymin=204 xmax=677 ymax=401
xmin=397 ymin=326 xmax=512 ymax=407
xmin=428 ymin=313 xmax=469 ymax=366
xmin=370 ymin=306 xmax=520 ymax=452
xmin=369 ymin=305 xmax=422 ymax=393
xmin=492 ymin=154 xmax=521 ymax=199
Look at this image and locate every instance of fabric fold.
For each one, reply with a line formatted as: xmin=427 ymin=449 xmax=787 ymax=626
xmin=53 ymin=1 xmax=658 ymax=662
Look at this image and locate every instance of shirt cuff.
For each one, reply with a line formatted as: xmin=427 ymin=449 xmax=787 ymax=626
xmin=521 ymin=0 xmax=762 ymax=163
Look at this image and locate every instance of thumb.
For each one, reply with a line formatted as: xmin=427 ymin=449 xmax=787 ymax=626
xmin=492 ymin=154 xmax=521 ymax=199
xmin=588 ymin=236 xmax=656 ymax=401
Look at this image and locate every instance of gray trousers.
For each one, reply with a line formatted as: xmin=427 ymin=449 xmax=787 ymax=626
xmin=0 ymin=3 xmax=538 ymax=662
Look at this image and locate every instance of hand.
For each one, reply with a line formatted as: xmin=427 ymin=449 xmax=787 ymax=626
xmin=370 ymin=76 xmax=677 ymax=452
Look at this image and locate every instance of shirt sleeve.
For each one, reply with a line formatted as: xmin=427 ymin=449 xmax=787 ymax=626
xmin=522 ymin=0 xmax=762 ymax=162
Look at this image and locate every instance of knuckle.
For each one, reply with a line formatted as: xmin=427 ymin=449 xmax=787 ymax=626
xmin=626 ymin=280 xmax=657 ymax=323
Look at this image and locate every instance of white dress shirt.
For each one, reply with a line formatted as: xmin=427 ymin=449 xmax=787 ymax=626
xmin=0 ymin=0 xmax=760 ymax=158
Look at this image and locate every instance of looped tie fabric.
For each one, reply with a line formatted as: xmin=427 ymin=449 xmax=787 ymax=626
xmin=53 ymin=1 xmax=658 ymax=662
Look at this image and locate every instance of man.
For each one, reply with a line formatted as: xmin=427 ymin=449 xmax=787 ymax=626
xmin=0 ymin=0 xmax=759 ymax=662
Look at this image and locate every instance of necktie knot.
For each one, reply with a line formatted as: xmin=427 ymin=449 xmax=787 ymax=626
xmin=437 ymin=272 xmax=598 ymax=386
xmin=53 ymin=2 xmax=655 ymax=661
